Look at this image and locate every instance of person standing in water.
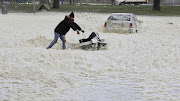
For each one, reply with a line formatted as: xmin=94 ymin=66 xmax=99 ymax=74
xmin=47 ymin=12 xmax=84 ymax=49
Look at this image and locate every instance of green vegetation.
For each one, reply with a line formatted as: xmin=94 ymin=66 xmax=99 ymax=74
xmin=1 ymin=3 xmax=180 ymax=16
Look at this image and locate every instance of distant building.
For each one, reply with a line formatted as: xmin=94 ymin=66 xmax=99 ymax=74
xmin=80 ymin=0 xmax=111 ymax=3
xmin=79 ymin=0 xmax=180 ymax=5
xmin=162 ymin=0 xmax=180 ymax=5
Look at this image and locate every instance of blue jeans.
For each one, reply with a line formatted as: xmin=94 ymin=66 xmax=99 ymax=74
xmin=47 ymin=32 xmax=66 ymax=49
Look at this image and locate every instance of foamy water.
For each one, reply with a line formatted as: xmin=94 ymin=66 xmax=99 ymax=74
xmin=0 ymin=12 xmax=180 ymax=101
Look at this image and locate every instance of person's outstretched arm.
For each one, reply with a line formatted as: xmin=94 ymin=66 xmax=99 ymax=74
xmin=70 ymin=22 xmax=84 ymax=34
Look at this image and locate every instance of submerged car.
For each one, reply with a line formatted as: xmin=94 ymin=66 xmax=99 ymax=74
xmin=104 ymin=13 xmax=142 ymax=33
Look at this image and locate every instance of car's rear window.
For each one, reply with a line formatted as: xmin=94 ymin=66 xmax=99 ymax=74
xmin=109 ymin=14 xmax=131 ymax=21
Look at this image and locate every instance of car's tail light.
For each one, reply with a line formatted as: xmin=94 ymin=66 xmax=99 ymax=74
xmin=104 ymin=22 xmax=107 ymax=27
xmin=130 ymin=23 xmax=133 ymax=28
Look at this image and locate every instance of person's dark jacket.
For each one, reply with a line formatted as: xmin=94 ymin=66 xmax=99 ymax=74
xmin=55 ymin=16 xmax=82 ymax=35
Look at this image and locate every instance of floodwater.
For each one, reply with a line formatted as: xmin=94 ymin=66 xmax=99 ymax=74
xmin=0 ymin=12 xmax=180 ymax=101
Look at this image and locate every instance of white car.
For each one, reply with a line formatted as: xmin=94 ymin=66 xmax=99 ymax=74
xmin=104 ymin=13 xmax=142 ymax=33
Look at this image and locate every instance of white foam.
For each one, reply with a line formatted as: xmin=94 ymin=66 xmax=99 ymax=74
xmin=0 ymin=12 xmax=180 ymax=101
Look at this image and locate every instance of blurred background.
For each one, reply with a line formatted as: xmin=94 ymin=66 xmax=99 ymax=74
xmin=0 ymin=0 xmax=180 ymax=5
xmin=0 ymin=0 xmax=180 ymax=15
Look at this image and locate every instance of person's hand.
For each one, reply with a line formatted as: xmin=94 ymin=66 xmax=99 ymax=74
xmin=81 ymin=30 xmax=84 ymax=33
xmin=77 ymin=30 xmax=80 ymax=34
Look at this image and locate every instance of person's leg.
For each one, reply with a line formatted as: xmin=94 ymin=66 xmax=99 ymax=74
xmin=79 ymin=32 xmax=96 ymax=43
xmin=47 ymin=32 xmax=60 ymax=49
xmin=89 ymin=32 xmax=96 ymax=39
xmin=59 ymin=35 xmax=66 ymax=49
xmin=79 ymin=38 xmax=91 ymax=43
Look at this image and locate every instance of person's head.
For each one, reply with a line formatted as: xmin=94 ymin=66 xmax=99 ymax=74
xmin=70 ymin=12 xmax=74 ymax=18
xmin=69 ymin=12 xmax=74 ymax=22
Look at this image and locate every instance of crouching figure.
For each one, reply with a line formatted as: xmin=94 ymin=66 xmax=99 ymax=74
xmin=79 ymin=32 xmax=107 ymax=50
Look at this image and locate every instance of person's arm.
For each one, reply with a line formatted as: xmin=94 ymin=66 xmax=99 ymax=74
xmin=72 ymin=22 xmax=81 ymax=30
xmin=71 ymin=22 xmax=84 ymax=34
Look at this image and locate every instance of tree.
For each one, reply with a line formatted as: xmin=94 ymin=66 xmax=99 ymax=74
xmin=39 ymin=0 xmax=50 ymax=11
xmin=53 ymin=0 xmax=60 ymax=8
xmin=111 ymin=0 xmax=115 ymax=5
xmin=153 ymin=0 xmax=161 ymax=10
